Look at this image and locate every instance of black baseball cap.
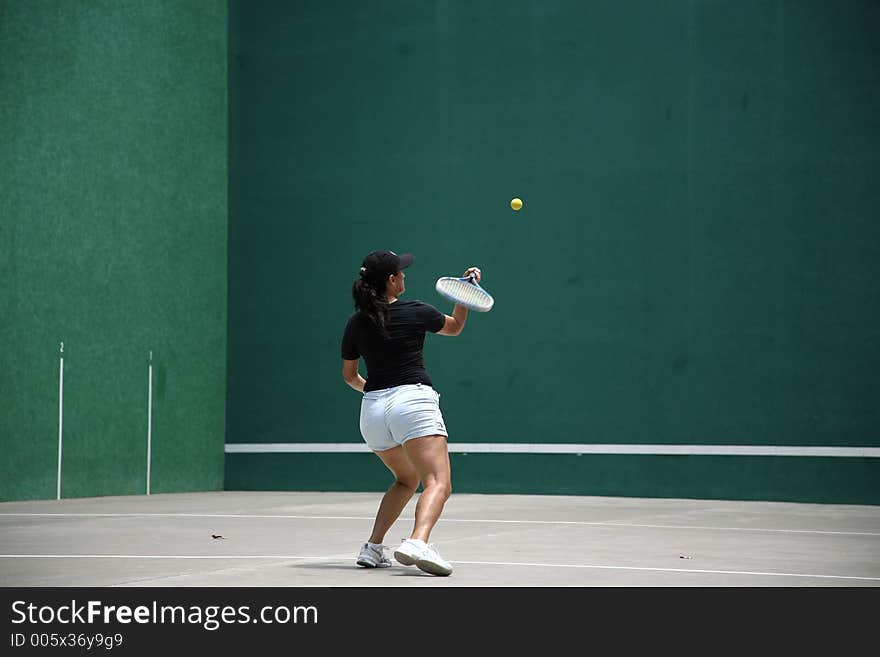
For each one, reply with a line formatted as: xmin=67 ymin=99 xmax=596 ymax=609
xmin=360 ymin=250 xmax=414 ymax=280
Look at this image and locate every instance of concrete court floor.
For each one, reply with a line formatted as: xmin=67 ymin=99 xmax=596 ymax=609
xmin=0 ymin=491 xmax=878 ymax=587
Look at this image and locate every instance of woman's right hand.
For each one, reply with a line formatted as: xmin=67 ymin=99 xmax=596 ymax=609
xmin=463 ymin=266 xmax=482 ymax=283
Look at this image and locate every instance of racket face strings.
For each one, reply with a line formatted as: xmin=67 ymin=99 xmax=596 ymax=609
xmin=435 ymin=277 xmax=494 ymax=312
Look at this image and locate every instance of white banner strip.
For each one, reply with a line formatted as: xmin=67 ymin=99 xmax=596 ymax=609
xmin=224 ymin=443 xmax=880 ymax=457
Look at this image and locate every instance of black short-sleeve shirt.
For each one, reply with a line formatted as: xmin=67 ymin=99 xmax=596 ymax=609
xmin=341 ymin=300 xmax=445 ymax=392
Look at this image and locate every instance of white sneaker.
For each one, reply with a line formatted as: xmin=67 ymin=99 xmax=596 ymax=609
xmin=392 ymin=538 xmax=426 ymax=566
xmin=393 ymin=538 xmax=453 ymax=576
xmin=415 ymin=543 xmax=453 ymax=577
xmin=356 ymin=543 xmax=391 ymax=568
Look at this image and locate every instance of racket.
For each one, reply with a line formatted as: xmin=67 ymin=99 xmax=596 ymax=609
xmin=435 ymin=274 xmax=495 ymax=312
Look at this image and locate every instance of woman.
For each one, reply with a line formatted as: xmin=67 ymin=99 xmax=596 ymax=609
xmin=341 ymin=249 xmax=481 ymax=577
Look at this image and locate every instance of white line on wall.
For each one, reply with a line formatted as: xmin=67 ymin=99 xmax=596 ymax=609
xmin=56 ymin=342 xmax=64 ymax=500
xmin=147 ymin=351 xmax=153 ymax=496
xmin=223 ymin=443 xmax=880 ymax=457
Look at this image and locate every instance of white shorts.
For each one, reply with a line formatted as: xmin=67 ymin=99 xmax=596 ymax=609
xmin=359 ymin=383 xmax=448 ymax=452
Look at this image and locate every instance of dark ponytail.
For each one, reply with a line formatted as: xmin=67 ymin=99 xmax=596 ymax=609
xmin=352 ymin=277 xmax=390 ymax=337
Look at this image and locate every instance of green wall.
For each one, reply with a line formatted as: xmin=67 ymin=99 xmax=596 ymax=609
xmin=0 ymin=0 xmax=228 ymax=501
xmin=227 ymin=453 xmax=880 ymax=505
xmin=227 ymin=1 xmax=879 ymax=503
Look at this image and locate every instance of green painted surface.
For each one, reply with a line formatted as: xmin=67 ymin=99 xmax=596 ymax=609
xmin=0 ymin=1 xmax=228 ymax=501
xmin=225 ymin=452 xmax=880 ymax=505
xmin=226 ymin=1 xmax=879 ymax=502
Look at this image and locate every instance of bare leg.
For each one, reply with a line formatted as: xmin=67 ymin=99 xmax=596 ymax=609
xmin=369 ymin=445 xmax=420 ymax=544
xmin=402 ymin=434 xmax=452 ymax=543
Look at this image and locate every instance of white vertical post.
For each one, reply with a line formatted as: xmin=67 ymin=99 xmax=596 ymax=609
xmin=57 ymin=342 xmax=64 ymax=500
xmin=147 ymin=350 xmax=153 ymax=495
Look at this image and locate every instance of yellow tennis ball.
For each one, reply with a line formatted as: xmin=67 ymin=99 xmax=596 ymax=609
xmin=510 ymin=197 xmax=523 ymax=211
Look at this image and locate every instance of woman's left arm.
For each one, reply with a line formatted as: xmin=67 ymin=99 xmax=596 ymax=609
xmin=342 ymin=358 xmax=366 ymax=392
